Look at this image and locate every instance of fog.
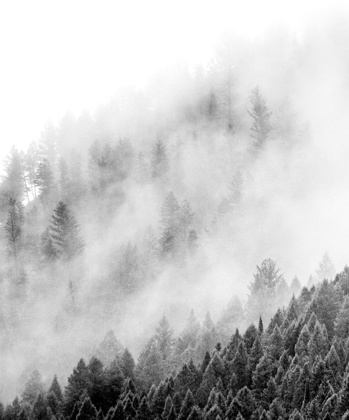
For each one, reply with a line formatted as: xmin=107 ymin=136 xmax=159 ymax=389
xmin=0 ymin=3 xmax=349 ymax=404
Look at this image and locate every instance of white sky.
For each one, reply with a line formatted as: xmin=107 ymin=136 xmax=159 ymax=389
xmin=0 ymin=0 xmax=346 ymax=161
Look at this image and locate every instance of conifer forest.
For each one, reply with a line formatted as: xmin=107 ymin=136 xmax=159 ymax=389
xmin=2 ymin=7 xmax=349 ymax=420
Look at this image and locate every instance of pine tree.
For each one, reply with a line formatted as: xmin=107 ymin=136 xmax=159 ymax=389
xmin=335 ymin=296 xmax=349 ymax=339
xmin=155 ymin=315 xmax=175 ymax=363
xmin=118 ymin=243 xmax=141 ymax=295
xmin=41 ymin=227 xmax=57 ymax=262
xmin=30 ymin=393 xmax=50 ymax=420
xmin=151 ymin=139 xmax=169 ymax=178
xmin=23 ymin=141 xmax=40 ymax=200
xmin=48 ymin=201 xmax=84 ymax=261
xmin=187 ymin=405 xmax=203 ymax=420
xmin=196 ymin=313 xmax=219 ymax=362
xmin=38 ymin=120 xmax=57 ymax=168
xmin=75 ymin=396 xmax=98 ymax=420
xmin=137 ymin=396 xmax=152 ymax=420
xmin=159 ymin=192 xmax=180 ymax=259
xmin=135 ymin=338 xmax=164 ymax=391
xmin=162 ymin=395 xmax=174 ymax=419
xmin=64 ymin=359 xmax=90 ymax=416
xmin=120 ymin=348 xmax=135 ymax=380
xmin=316 ymin=252 xmax=336 ymax=281
xmin=5 ymin=198 xmax=24 ymax=278
xmin=95 ymin=330 xmax=124 ymax=366
xmin=49 ymin=375 xmax=63 ymax=401
xmin=235 ymin=386 xmax=256 ymax=418
xmin=268 ymin=325 xmax=284 ymax=361
xmin=176 ymin=310 xmax=201 ymax=355
xmin=35 ymin=158 xmax=55 ymax=205
xmin=246 ymin=259 xmax=283 ymax=324
xmin=309 ymin=279 xmax=341 ymax=339
xmin=178 ymin=389 xmax=195 ymax=420
xmin=290 ymin=276 xmax=302 ymax=296
xmin=46 ymin=391 xmax=61 ymax=417
xmin=248 ymin=86 xmax=272 ymax=153
xmin=295 ymin=324 xmax=310 ymax=359
xmin=2 ymin=146 xmax=25 ymax=202
xmin=22 ymin=370 xmax=45 ymax=405
xmin=103 ymin=360 xmax=124 ymax=410
xmin=216 ymin=296 xmax=244 ymax=344
xmin=232 ymin=342 xmax=248 ymax=389
xmin=243 ymin=324 xmax=258 ymax=354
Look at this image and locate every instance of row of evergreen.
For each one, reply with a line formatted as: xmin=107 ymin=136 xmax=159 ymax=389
xmin=2 ymin=264 xmax=349 ymax=419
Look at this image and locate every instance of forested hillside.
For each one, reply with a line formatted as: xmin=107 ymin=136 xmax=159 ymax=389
xmin=4 ymin=273 xmax=349 ymax=419
xmin=0 ymin=16 xmax=349 ymax=417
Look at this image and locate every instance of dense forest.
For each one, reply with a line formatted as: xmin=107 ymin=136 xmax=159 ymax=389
xmin=3 ymin=272 xmax=349 ymax=419
xmin=0 ymin=15 xmax=349 ymax=419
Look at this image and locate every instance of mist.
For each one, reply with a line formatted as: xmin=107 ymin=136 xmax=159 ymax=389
xmin=0 ymin=5 xmax=349 ymax=407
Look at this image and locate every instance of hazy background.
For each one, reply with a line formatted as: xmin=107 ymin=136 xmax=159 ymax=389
xmin=1 ymin=0 xmax=345 ymax=154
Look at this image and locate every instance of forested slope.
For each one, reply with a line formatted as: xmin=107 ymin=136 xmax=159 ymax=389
xmin=0 ymin=20 xmax=348 ymax=413
xmin=4 ymin=270 xmax=349 ymax=419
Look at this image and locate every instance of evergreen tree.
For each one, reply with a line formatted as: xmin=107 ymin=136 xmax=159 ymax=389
xmin=120 ymin=348 xmax=135 ymax=380
xmin=103 ymin=360 xmax=125 ymax=410
xmin=30 ymin=393 xmax=50 ymax=420
xmin=187 ymin=405 xmax=203 ymax=420
xmin=49 ymin=375 xmax=63 ymax=401
xmin=135 ymin=338 xmax=164 ymax=391
xmin=243 ymin=324 xmax=258 ymax=354
xmin=2 ymin=146 xmax=25 ymax=202
xmin=290 ymin=276 xmax=302 ymax=296
xmin=95 ymin=330 xmax=124 ymax=366
xmin=40 ymin=227 xmax=57 ymax=262
xmin=335 ymin=296 xmax=349 ymax=339
xmin=316 ymin=252 xmax=336 ymax=281
xmin=48 ymin=201 xmax=84 ymax=261
xmin=246 ymin=259 xmax=283 ymax=324
xmin=35 ymin=158 xmax=55 ymax=205
xmin=136 ymin=397 xmax=152 ymax=420
xmin=162 ymin=395 xmax=174 ymax=420
xmin=64 ymin=359 xmax=90 ymax=416
xmin=268 ymin=325 xmax=284 ymax=361
xmin=159 ymin=192 xmax=180 ymax=259
xmin=216 ymin=296 xmax=244 ymax=344
xmin=248 ymin=86 xmax=272 ymax=153
xmin=155 ymin=315 xmax=175 ymax=363
xmin=76 ymin=396 xmax=98 ymax=420
xmin=22 ymin=370 xmax=45 ymax=405
xmin=309 ymin=279 xmax=341 ymax=339
xmin=178 ymin=389 xmax=195 ymax=420
xmin=23 ymin=141 xmax=40 ymax=200
xmin=151 ymin=139 xmax=169 ymax=178
xmin=232 ymin=342 xmax=248 ymax=389
xmin=5 ymin=198 xmax=24 ymax=278
xmin=176 ymin=310 xmax=201 ymax=356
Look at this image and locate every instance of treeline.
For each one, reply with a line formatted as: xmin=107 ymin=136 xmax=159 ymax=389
xmin=2 ymin=265 xmax=349 ymax=419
